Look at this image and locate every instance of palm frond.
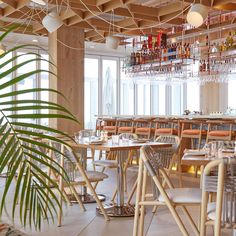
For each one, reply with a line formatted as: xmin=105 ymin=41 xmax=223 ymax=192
xmin=0 ymin=27 xmax=79 ymax=230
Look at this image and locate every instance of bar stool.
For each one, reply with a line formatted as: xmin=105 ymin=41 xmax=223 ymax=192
xmin=117 ymin=118 xmax=134 ymax=134
xmin=153 ymin=118 xmax=178 ymax=139
xmin=134 ymin=118 xmax=152 ymax=139
xmin=102 ymin=118 xmax=117 ymax=135
xmin=180 ymin=119 xmax=207 ymax=150
xmin=206 ymin=120 xmax=235 ymax=142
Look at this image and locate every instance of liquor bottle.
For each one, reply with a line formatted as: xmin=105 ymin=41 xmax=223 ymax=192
xmin=168 ymin=44 xmax=171 ymax=60
xmin=136 ymin=52 xmax=140 ymax=65
xmin=211 ymin=43 xmax=218 ymax=53
xmin=164 ymin=45 xmax=167 ymax=61
xmin=130 ymin=52 xmax=135 ymax=66
xmin=173 ymin=43 xmax=177 ymax=60
xmin=226 ymin=31 xmax=234 ymax=49
xmin=206 ymin=35 xmax=209 ymax=47
xmin=186 ymin=43 xmax=190 ymax=59
xmin=207 ymin=60 xmax=210 ymax=71
xmin=199 ymin=60 xmax=203 ymax=72
xmin=142 ymin=40 xmax=148 ymax=52
xmin=202 ymin=60 xmax=206 ymax=72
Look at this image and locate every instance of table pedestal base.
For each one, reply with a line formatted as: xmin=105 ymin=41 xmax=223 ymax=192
xmin=68 ymin=193 xmax=106 ymax=204
xmin=96 ymin=203 xmax=135 ymax=217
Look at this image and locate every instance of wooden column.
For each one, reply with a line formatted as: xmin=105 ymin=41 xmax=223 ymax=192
xmin=200 ymin=82 xmax=228 ymax=114
xmin=48 ymin=26 xmax=84 ymax=134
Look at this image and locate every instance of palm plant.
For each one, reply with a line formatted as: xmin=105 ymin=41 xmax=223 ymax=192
xmin=0 ymin=27 xmax=78 ymax=230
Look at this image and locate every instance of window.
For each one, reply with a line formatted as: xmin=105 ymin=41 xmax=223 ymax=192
xmin=171 ymin=84 xmax=183 ymax=115
xmin=0 ymin=49 xmax=49 ymax=125
xmin=102 ymin=59 xmax=117 ymax=115
xmin=228 ymin=79 xmax=236 ymax=109
xmin=84 ymin=58 xmax=99 ymax=129
xmin=151 ymin=83 xmax=166 ymax=115
xmin=120 ymin=79 xmax=134 ymax=115
xmin=186 ymin=82 xmax=200 ymax=112
xmin=136 ymin=82 xmax=150 ymax=115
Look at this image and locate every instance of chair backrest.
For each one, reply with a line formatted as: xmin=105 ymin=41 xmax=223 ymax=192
xmin=202 ymin=157 xmax=236 ymax=228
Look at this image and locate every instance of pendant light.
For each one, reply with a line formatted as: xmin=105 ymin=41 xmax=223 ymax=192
xmin=0 ymin=43 xmax=6 ymax=55
xmin=42 ymin=12 xmax=63 ymax=33
xmin=106 ymin=10 xmax=119 ymax=50
xmin=31 ymin=0 xmax=46 ymax=5
xmin=186 ymin=3 xmax=208 ymax=28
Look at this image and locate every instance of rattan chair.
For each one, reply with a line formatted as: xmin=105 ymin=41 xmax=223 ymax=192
xmin=127 ymin=135 xmax=181 ymax=205
xmin=200 ymin=156 xmax=236 ymax=236
xmin=50 ymin=142 xmax=110 ymax=225
xmin=133 ymin=145 xmax=201 ymax=236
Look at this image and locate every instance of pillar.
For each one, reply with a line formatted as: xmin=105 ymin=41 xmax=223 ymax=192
xmin=48 ymin=26 xmax=84 ymax=134
xmin=200 ymin=82 xmax=228 ymax=114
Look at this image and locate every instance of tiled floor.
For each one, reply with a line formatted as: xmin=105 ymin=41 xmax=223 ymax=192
xmin=0 ymin=160 xmax=232 ymax=236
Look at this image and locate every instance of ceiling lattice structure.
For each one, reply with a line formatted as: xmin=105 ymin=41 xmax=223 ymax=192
xmin=0 ymin=0 xmax=236 ymax=43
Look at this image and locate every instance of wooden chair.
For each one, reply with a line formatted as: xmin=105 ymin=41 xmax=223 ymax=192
xmin=127 ymin=135 xmax=181 ymax=205
xmin=117 ymin=118 xmax=134 ymax=134
xmin=200 ymin=155 xmax=236 ymax=236
xmin=180 ymin=119 xmax=207 ymax=150
xmin=102 ymin=118 xmax=117 ymax=135
xmin=133 ymin=145 xmax=201 ymax=236
xmin=50 ymin=142 xmax=110 ymax=225
xmin=134 ymin=118 xmax=152 ymax=139
xmin=206 ymin=120 xmax=234 ymax=143
xmin=153 ymin=118 xmax=178 ymax=139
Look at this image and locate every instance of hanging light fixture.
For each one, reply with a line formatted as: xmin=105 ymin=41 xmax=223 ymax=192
xmin=42 ymin=12 xmax=63 ymax=33
xmin=106 ymin=36 xmax=119 ymax=50
xmin=186 ymin=4 xmax=208 ymax=28
xmin=31 ymin=0 xmax=46 ymax=5
xmin=106 ymin=9 xmax=120 ymax=49
xmin=0 ymin=43 xmax=6 ymax=55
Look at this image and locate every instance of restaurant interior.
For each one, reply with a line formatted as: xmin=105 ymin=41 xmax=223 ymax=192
xmin=0 ymin=0 xmax=236 ymax=235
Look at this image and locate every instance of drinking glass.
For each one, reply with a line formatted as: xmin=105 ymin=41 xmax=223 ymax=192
xmin=112 ymin=135 xmax=120 ymax=145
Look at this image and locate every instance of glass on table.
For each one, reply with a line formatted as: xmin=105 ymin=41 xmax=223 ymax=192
xmin=111 ymin=135 xmax=120 ymax=145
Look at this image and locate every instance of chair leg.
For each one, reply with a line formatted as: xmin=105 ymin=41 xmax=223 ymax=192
xmin=127 ymin=179 xmax=138 ymax=205
xmin=69 ymin=185 xmax=86 ymax=211
xmin=139 ymin=168 xmax=148 ymax=236
xmin=152 ymin=176 xmax=189 ymax=236
xmin=111 ymin=188 xmax=117 ymax=202
xmin=133 ymin=159 xmax=144 ymax=236
xmin=91 ymin=149 xmax=96 ymax=171
xmin=152 ymin=205 xmax=158 ymax=213
xmin=181 ymin=206 xmax=199 ymax=236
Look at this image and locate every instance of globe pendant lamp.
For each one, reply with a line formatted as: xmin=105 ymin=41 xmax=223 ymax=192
xmin=186 ymin=3 xmax=208 ymax=28
xmin=0 ymin=43 xmax=6 ymax=55
xmin=42 ymin=12 xmax=63 ymax=33
xmin=106 ymin=36 xmax=119 ymax=50
xmin=31 ymin=0 xmax=46 ymax=5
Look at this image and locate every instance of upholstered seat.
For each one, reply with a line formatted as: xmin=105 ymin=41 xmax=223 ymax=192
xmin=74 ymin=171 xmax=108 ymax=184
xmin=182 ymin=129 xmax=207 ymax=135
xmin=103 ymin=126 xmax=116 ymax=131
xmin=93 ymin=160 xmax=117 ymax=168
xmin=156 ymin=128 xmax=178 ymax=135
xmin=118 ymin=127 xmax=133 ymax=132
xmin=136 ymin=127 xmax=150 ymax=132
xmin=158 ymin=188 xmax=202 ymax=203
xmin=208 ymin=130 xmax=232 ymax=137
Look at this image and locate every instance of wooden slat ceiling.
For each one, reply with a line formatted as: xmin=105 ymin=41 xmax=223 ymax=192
xmin=0 ymin=0 xmax=236 ymax=43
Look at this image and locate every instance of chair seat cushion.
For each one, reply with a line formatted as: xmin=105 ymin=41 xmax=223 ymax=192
xmin=156 ymin=128 xmax=178 ymax=135
xmin=182 ymin=129 xmax=207 ymax=135
xmin=207 ymin=202 xmax=236 ymax=221
xmin=118 ymin=127 xmax=133 ymax=132
xmin=208 ymin=130 xmax=231 ymax=137
xmin=158 ymin=188 xmax=202 ymax=203
xmin=103 ymin=126 xmax=116 ymax=131
xmin=93 ymin=160 xmax=117 ymax=168
xmin=136 ymin=127 xmax=150 ymax=133
xmin=74 ymin=171 xmax=108 ymax=183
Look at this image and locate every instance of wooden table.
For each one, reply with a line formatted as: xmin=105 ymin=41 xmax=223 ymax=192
xmin=68 ymin=139 xmax=172 ymax=217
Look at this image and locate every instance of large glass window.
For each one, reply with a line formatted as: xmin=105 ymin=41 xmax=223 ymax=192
xmin=187 ymin=82 xmax=200 ymax=112
xmin=0 ymin=50 xmax=49 ymax=125
xmin=151 ymin=83 xmax=166 ymax=115
xmin=137 ymin=82 xmax=150 ymax=115
xmin=84 ymin=58 xmax=99 ymax=129
xmin=102 ymin=59 xmax=117 ymax=115
xmin=228 ymin=79 xmax=236 ymax=109
xmin=171 ymin=84 xmax=183 ymax=115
